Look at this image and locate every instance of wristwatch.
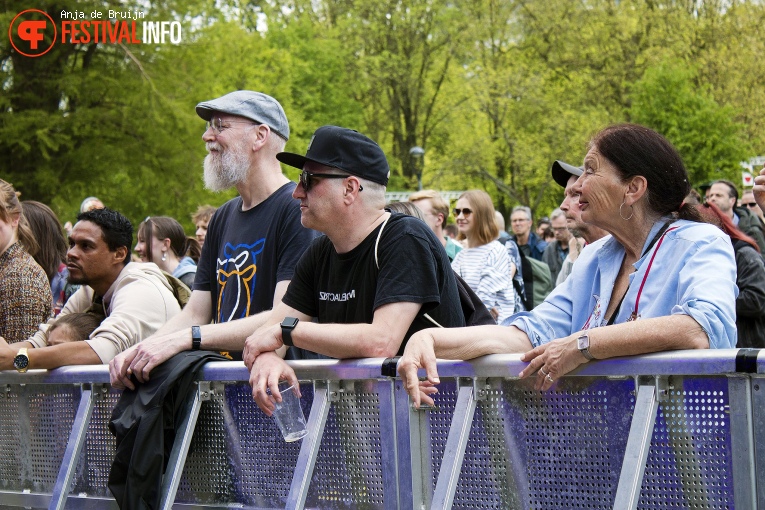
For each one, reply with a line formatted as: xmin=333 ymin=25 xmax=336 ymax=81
xmin=577 ymin=332 xmax=595 ymax=361
xmin=191 ymin=326 xmax=202 ymax=350
xmin=13 ymin=348 xmax=30 ymax=373
xmin=280 ymin=317 xmax=299 ymax=347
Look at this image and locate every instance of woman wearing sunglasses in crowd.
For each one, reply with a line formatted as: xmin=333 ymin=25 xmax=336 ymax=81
xmin=399 ymin=124 xmax=738 ymax=407
xmin=450 ymin=190 xmax=516 ymax=324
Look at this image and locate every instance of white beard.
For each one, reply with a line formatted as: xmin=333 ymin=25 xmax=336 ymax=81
xmin=203 ymin=140 xmax=250 ymax=191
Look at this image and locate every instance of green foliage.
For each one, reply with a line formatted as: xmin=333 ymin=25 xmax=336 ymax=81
xmin=2 ymin=0 xmax=764 ymax=231
xmin=628 ymin=61 xmax=751 ymax=185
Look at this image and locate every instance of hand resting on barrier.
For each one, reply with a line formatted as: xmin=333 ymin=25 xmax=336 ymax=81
xmin=109 ymin=329 xmax=192 ymax=390
xmin=249 ymin=351 xmax=299 ymax=416
xmin=398 ymin=325 xmax=532 ymax=408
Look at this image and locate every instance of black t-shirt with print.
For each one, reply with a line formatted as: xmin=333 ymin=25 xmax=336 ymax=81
xmin=195 ymin=182 xmax=317 ymax=326
xmin=282 ymin=212 xmax=464 ymax=355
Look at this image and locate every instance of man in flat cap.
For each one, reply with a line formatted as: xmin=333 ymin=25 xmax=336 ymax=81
xmin=242 ymin=125 xmax=465 ymax=413
xmin=110 ymin=91 xmax=317 ymax=389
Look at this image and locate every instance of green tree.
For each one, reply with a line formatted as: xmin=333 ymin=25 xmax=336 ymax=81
xmin=628 ymin=62 xmax=750 ymax=185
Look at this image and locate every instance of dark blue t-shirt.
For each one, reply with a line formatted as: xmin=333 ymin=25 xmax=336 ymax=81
xmin=194 ymin=182 xmax=317 ymax=326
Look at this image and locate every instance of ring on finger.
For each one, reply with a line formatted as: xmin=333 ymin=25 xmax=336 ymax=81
xmin=539 ymin=367 xmax=548 ymax=377
xmin=545 ymin=374 xmax=554 ymax=383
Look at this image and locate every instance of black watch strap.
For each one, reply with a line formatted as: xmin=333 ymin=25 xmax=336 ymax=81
xmin=281 ymin=317 xmax=299 ymax=347
xmin=191 ymin=326 xmax=202 ymax=350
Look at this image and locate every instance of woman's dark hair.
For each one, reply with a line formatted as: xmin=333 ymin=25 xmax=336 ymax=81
xmin=698 ymin=202 xmax=760 ymax=252
xmin=591 ymin=124 xmax=703 ymax=222
xmin=22 ymin=201 xmax=68 ymax=282
xmin=139 ymin=216 xmax=202 ymax=264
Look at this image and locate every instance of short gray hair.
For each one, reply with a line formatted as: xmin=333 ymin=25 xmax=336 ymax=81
xmin=361 ymin=179 xmax=386 ymax=207
xmin=511 ymin=205 xmax=532 ymax=221
xmin=550 ymin=208 xmax=565 ymax=221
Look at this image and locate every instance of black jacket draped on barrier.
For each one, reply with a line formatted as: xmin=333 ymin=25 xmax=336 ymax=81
xmin=108 ymin=351 xmax=228 ymax=510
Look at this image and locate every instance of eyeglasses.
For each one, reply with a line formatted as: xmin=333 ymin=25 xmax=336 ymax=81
xmin=453 ymin=208 xmax=473 ymax=217
xmin=742 ymin=202 xmax=759 ymax=208
xmin=206 ymin=117 xmax=258 ymax=135
xmin=299 ymin=171 xmax=361 ymax=193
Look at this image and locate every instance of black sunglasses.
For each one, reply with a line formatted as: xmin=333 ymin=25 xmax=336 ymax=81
xmin=453 ymin=208 xmax=473 ymax=217
xmin=299 ymin=171 xmax=362 ymax=193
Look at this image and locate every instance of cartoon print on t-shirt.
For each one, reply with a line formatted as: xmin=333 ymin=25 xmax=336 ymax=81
xmin=217 ymin=239 xmax=265 ymax=322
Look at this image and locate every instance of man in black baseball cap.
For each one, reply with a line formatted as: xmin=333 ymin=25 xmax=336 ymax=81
xmin=550 ymin=159 xmax=607 ymax=286
xmin=276 ymin=125 xmax=390 ymax=185
xmin=110 ymin=91 xmax=318 ymax=389
xmin=551 ymin=160 xmax=583 ymax=188
xmin=242 ymin=125 xmax=465 ymax=415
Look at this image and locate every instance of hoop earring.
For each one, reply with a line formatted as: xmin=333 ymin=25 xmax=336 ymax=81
xmin=619 ymin=201 xmax=634 ymax=221
xmin=161 ymin=251 xmax=167 ymax=261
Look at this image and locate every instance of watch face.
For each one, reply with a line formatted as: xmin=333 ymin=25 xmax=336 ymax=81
xmin=13 ymin=355 xmax=28 ymax=370
xmin=282 ymin=317 xmax=299 ymax=329
xmin=577 ymin=334 xmax=589 ymax=350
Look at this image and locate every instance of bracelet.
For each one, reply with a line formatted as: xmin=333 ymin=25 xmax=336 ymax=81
xmin=191 ymin=326 xmax=202 ymax=350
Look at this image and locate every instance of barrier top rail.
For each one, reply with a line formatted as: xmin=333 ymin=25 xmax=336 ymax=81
xmin=0 ymin=348 xmax=761 ymax=385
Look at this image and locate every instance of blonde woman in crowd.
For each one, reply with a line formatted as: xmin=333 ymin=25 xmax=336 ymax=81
xmin=451 ymin=190 xmax=516 ymax=323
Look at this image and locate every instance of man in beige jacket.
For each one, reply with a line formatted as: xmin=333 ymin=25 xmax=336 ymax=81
xmin=0 ymin=208 xmax=181 ymax=371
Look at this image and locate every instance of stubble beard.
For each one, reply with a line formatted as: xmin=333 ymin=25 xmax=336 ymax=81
xmin=203 ymin=140 xmax=251 ymax=192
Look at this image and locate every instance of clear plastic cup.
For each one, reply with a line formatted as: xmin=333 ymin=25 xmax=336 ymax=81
xmin=270 ymin=380 xmax=308 ymax=442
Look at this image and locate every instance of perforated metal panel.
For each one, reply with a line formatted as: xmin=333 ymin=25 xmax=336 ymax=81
xmin=72 ymin=387 xmax=121 ymax=497
xmin=426 ymin=379 xmax=459 ymax=498
xmin=0 ymin=384 xmax=78 ymax=493
xmin=0 ymin=387 xmax=23 ymax=489
xmin=305 ymin=380 xmax=385 ymax=509
xmin=638 ymin=376 xmax=733 ymax=510
xmin=427 ymin=377 xmax=635 ymax=510
xmin=173 ymin=382 xmax=307 ymax=506
xmin=0 ymin=360 xmax=749 ymax=509
xmin=518 ymin=378 xmax=634 ymax=510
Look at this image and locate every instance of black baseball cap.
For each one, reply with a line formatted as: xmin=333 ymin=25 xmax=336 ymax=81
xmin=277 ymin=125 xmax=390 ymax=186
xmin=196 ymin=91 xmax=290 ymax=141
xmin=551 ymin=160 xmax=583 ymax=188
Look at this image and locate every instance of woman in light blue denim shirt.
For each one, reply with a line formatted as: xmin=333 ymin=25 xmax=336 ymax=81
xmin=399 ymin=124 xmax=738 ymax=407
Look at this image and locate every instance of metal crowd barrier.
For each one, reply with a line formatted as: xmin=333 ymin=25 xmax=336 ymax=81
xmin=0 ymin=349 xmax=762 ymax=509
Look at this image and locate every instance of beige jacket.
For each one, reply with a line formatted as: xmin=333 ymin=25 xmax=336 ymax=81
xmin=28 ymin=262 xmax=182 ymax=363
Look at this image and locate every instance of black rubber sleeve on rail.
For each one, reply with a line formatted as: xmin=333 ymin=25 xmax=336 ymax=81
xmin=381 ymin=357 xmax=401 ymax=377
xmin=735 ymin=348 xmax=760 ymax=373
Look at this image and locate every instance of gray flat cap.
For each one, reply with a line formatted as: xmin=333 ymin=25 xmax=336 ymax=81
xmin=196 ymin=91 xmax=289 ymax=141
xmin=551 ymin=160 xmax=583 ymax=188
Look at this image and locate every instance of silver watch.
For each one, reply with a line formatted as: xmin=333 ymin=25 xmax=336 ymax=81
xmin=577 ymin=332 xmax=595 ymax=360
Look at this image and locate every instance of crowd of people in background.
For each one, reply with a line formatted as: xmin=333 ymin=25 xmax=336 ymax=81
xmin=3 ymin=90 xmax=765 ymax=505
xmin=1 ymin=89 xmax=764 ymax=385
xmin=2 ymin=143 xmax=765 ymax=363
